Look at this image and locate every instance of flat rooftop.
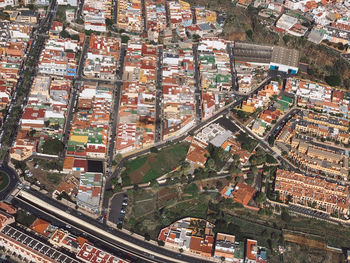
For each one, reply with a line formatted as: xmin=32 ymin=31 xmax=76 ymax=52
xmin=234 ymin=42 xmax=273 ymax=64
xmin=271 ymin=46 xmax=299 ymax=68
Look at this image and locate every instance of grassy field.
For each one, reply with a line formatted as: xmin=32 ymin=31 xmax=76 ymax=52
xmin=121 ymin=142 xmax=190 ymax=184
xmin=0 ymin=171 xmax=9 ymax=191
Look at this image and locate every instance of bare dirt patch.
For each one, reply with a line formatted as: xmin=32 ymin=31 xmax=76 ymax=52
xmin=129 ymin=160 xmax=151 ymax=184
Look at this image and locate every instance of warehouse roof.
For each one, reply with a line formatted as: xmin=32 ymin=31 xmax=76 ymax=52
xmin=271 ymin=46 xmax=299 ymax=68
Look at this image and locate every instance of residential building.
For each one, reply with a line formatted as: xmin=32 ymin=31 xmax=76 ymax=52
xmin=116 ymin=41 xmax=157 ymax=153
xmin=158 ymin=217 xmax=215 ymax=257
xmin=77 ymin=243 xmax=129 ymax=263
xmin=83 ymin=34 xmax=120 ymax=80
xmin=76 ymin=172 xmax=103 ymax=214
xmin=162 ymin=42 xmax=196 ymax=140
xmin=275 ymin=169 xmax=349 ymax=217
xmin=117 ymin=0 xmax=143 ymax=33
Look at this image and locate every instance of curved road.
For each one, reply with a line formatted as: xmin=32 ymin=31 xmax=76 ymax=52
xmin=0 ymin=163 xmax=18 ymax=200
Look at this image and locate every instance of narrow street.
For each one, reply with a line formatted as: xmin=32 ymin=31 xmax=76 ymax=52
xmin=192 ymin=43 xmax=202 ymax=124
xmin=155 ymin=45 xmax=163 ymax=143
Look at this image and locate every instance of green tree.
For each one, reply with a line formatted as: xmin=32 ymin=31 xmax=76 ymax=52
xmin=150 ymin=147 xmax=158 ymax=153
xmin=254 ymin=192 xmax=266 ymax=205
xmin=42 ymin=139 xmax=64 ymax=155
xmin=157 ymin=240 xmax=165 ymax=246
xmin=121 ymin=35 xmax=130 ymax=43
xmin=144 ymin=233 xmax=151 ymax=241
xmin=281 ymin=209 xmax=291 ymax=222
xmin=246 ymin=29 xmax=253 ymax=39
xmin=216 ymin=180 xmax=223 ymax=189
xmin=60 ymin=30 xmax=70 ymax=39
xmin=71 ymin=34 xmax=80 ymax=41
xmin=325 ymin=75 xmax=341 ymax=86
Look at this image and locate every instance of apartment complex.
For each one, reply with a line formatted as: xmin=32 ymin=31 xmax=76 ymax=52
xmin=116 ymin=41 xmax=157 ymax=153
xmin=198 ymin=37 xmax=232 ymax=119
xmin=38 ymin=36 xmax=81 ymax=78
xmin=158 ymin=218 xmax=267 ymax=262
xmin=117 ymin=0 xmax=143 ymax=33
xmin=285 ymin=78 xmax=349 ymax=117
xmin=82 ymin=0 xmax=112 ymax=32
xmin=162 ymin=42 xmax=196 ymax=140
xmin=158 ymin=217 xmax=215 ymax=257
xmin=11 ymin=76 xmax=72 ymax=160
xmin=275 ymin=169 xmax=349 ymax=217
xmin=295 ymin=110 xmax=349 ymax=144
xmin=251 ymin=95 xmax=293 ymax=137
xmin=240 ymin=81 xmax=281 ymax=114
xmin=145 ymin=0 xmax=166 ymax=42
xmin=76 ymin=172 xmax=103 ymax=213
xmin=83 ymin=34 xmax=120 ymax=80
xmin=66 ymin=82 xmax=113 ymax=159
xmin=0 ymin=22 xmax=32 ymax=127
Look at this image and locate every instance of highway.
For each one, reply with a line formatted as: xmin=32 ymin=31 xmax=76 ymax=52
xmin=14 ymin=189 xmax=213 ymax=263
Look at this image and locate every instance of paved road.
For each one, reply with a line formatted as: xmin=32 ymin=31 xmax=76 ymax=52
xmin=155 ymin=45 xmax=163 ymax=143
xmin=107 ymin=45 xmax=127 ymax=171
xmin=192 ymin=44 xmax=202 ymax=123
xmin=61 ymin=36 xmax=90 ymax=157
xmin=15 ymin=189 xmax=213 ymax=263
xmin=266 ymin=108 xmax=300 ymax=142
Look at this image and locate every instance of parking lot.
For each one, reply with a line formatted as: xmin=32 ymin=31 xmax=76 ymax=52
xmin=289 ymin=204 xmax=330 ymax=220
xmin=108 ymin=193 xmax=128 ymax=227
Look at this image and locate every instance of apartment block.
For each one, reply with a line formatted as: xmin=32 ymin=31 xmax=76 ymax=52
xmin=116 ymin=41 xmax=157 ymax=153
xmin=77 ymin=243 xmax=129 ymax=263
xmin=0 ymin=22 xmax=32 ymax=125
xmin=76 ymin=172 xmax=103 ymax=214
xmin=162 ymin=42 xmax=196 ymax=140
xmin=38 ymin=36 xmax=81 ymax=78
xmin=117 ymin=0 xmax=143 ymax=33
xmin=82 ymin=0 xmax=111 ymax=32
xmin=83 ymin=34 xmax=120 ymax=80
xmin=240 ymin=81 xmax=281 ymax=113
xmin=198 ymin=37 xmax=232 ymax=119
xmin=145 ymin=0 xmax=166 ymax=42
xmin=275 ymin=169 xmax=349 ymax=217
xmin=10 ymin=76 xmax=72 ymax=160
xmin=168 ymin=0 xmax=192 ymax=29
xmin=158 ymin=217 xmax=215 ymax=257
xmin=285 ymin=78 xmax=349 ymax=117
xmin=67 ymin=82 xmax=113 ymax=159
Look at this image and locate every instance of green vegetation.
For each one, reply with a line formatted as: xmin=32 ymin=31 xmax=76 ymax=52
xmin=105 ymin=18 xmax=114 ymax=31
xmin=325 ymin=74 xmax=341 ymax=87
xmin=0 ymin=10 xmax=10 ymax=20
xmin=121 ymin=35 xmax=130 ymax=43
xmin=16 ymin=210 xmax=36 ymax=227
xmin=47 ymin=173 xmax=62 ymax=185
xmin=207 ymin=144 xmax=231 ymax=170
xmin=56 ymin=5 xmax=76 ymax=23
xmin=236 ymin=132 xmax=258 ymax=152
xmin=42 ymin=139 xmax=64 ymax=155
xmin=37 ymin=159 xmax=63 ymax=171
xmin=0 ymin=172 xmax=9 ymax=191
xmin=120 ymin=142 xmax=189 ymax=185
